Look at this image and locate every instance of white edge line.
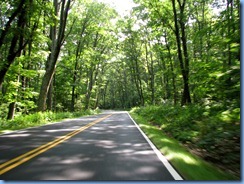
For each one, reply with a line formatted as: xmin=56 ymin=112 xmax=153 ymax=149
xmin=127 ymin=112 xmax=183 ymax=180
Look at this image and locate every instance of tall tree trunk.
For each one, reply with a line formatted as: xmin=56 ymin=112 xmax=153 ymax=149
xmin=149 ymin=49 xmax=155 ymax=105
xmin=0 ymin=0 xmax=25 ymax=49
xmin=133 ymin=55 xmax=144 ymax=106
xmin=85 ymin=68 xmax=94 ymax=110
xmin=84 ymin=32 xmax=104 ymax=110
xmin=0 ymin=0 xmax=36 ymax=88
xmin=94 ymin=81 xmax=99 ymax=109
xmin=71 ymin=57 xmax=78 ymax=112
xmin=171 ymin=0 xmax=191 ymax=105
xmin=180 ymin=16 xmax=191 ymax=105
xmin=37 ymin=48 xmax=58 ymax=111
xmin=164 ymin=32 xmax=177 ymax=105
xmin=103 ymin=81 xmax=108 ymax=108
xmin=0 ymin=35 xmax=19 ymax=89
xmin=37 ymin=0 xmax=71 ymax=111
xmin=7 ymin=67 xmax=20 ymax=120
xmin=7 ymin=3 xmax=28 ymax=120
xmin=226 ymin=0 xmax=234 ymax=68
xmin=145 ymin=42 xmax=155 ymax=105
xmin=70 ymin=18 xmax=88 ymax=111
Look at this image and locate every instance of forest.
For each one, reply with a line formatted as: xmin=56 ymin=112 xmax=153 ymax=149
xmin=0 ymin=0 xmax=240 ymax=179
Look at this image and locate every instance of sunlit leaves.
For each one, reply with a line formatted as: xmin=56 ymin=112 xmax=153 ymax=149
xmin=0 ymin=0 xmax=240 ymax=115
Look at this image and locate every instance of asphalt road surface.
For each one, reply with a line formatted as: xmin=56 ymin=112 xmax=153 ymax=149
xmin=0 ymin=111 xmax=182 ymax=180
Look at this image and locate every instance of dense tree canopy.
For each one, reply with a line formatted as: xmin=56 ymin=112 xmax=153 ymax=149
xmin=0 ymin=0 xmax=240 ymax=177
xmin=0 ymin=0 xmax=240 ymax=113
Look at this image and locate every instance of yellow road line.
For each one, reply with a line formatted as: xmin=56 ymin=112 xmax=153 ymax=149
xmin=0 ymin=114 xmax=112 ymax=175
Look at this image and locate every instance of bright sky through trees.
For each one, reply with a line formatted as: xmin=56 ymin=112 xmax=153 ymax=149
xmin=96 ymin=0 xmax=137 ymax=16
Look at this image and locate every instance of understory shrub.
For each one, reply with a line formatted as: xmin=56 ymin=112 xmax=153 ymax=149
xmin=0 ymin=109 xmax=101 ymax=131
xmin=131 ymin=104 xmax=240 ymax=177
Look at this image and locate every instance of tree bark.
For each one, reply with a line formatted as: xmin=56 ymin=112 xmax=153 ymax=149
xmin=71 ymin=71 xmax=77 ymax=112
xmin=164 ymin=32 xmax=177 ymax=105
xmin=85 ymin=67 xmax=94 ymax=110
xmin=7 ymin=102 xmax=16 ymax=120
xmin=47 ymin=77 xmax=54 ymax=111
xmin=70 ymin=18 xmax=87 ymax=111
xmin=0 ymin=0 xmax=26 ymax=48
xmin=145 ymin=42 xmax=155 ymax=105
xmin=0 ymin=0 xmax=35 ymax=87
xmin=37 ymin=0 xmax=71 ymax=111
xmin=171 ymin=0 xmax=191 ymax=105
xmin=6 ymin=3 xmax=28 ymax=120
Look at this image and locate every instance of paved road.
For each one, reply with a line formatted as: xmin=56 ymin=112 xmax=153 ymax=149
xmin=0 ymin=111 xmax=182 ymax=180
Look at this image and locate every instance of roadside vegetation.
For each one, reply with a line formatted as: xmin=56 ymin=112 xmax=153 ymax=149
xmin=0 ymin=109 xmax=101 ymax=134
xmin=130 ymin=105 xmax=240 ymax=180
xmin=0 ymin=0 xmax=239 ymax=180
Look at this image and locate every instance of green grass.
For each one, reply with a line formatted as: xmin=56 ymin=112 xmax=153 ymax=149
xmin=0 ymin=109 xmax=101 ymax=134
xmin=130 ymin=112 xmax=238 ymax=180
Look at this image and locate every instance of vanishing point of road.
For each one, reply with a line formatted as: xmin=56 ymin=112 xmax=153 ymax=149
xmin=0 ymin=111 xmax=183 ymax=180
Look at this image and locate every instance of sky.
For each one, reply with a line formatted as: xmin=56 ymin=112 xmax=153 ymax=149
xmin=96 ymin=0 xmax=137 ymax=16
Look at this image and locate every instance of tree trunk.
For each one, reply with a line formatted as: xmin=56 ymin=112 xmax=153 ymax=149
xmin=0 ymin=0 xmax=25 ymax=48
xmin=103 ymin=82 xmax=108 ymax=108
xmin=150 ymin=50 xmax=155 ymax=105
xmin=6 ymin=4 xmax=28 ymax=119
xmin=37 ymin=0 xmax=71 ymax=111
xmin=37 ymin=49 xmax=58 ymax=111
xmin=171 ymin=0 xmax=191 ymax=106
xmin=145 ymin=42 xmax=155 ymax=105
xmin=71 ymin=59 xmax=78 ymax=112
xmin=85 ymin=68 xmax=94 ymax=110
xmin=180 ymin=15 xmax=191 ymax=105
xmin=134 ymin=57 xmax=144 ymax=106
xmin=0 ymin=0 xmax=35 ymax=87
xmin=0 ymin=36 xmax=18 ymax=86
xmin=7 ymin=102 xmax=16 ymax=120
xmin=164 ymin=32 xmax=177 ymax=105
xmin=94 ymin=83 xmax=99 ymax=109
xmin=47 ymin=77 xmax=54 ymax=111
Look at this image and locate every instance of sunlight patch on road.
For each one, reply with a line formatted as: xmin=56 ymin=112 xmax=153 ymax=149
xmin=96 ymin=140 xmax=117 ymax=149
xmin=111 ymin=149 xmax=134 ymax=154
xmin=43 ymin=169 xmax=95 ymax=180
xmin=45 ymin=128 xmax=80 ymax=133
xmin=136 ymin=150 xmax=154 ymax=155
xmin=1 ymin=133 xmax=31 ymax=138
xmin=135 ymin=166 xmax=157 ymax=173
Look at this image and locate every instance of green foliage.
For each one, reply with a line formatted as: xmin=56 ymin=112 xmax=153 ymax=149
xmin=0 ymin=103 xmax=9 ymax=119
xmin=0 ymin=109 xmax=101 ymax=133
xmin=131 ymin=104 xmax=240 ymax=178
xmin=130 ymin=112 xmax=237 ymax=180
xmin=1 ymin=0 xmax=240 ymax=115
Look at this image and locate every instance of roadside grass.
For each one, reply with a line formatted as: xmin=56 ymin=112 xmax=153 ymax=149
xmin=0 ymin=109 xmax=101 ymax=134
xmin=130 ymin=112 xmax=237 ymax=180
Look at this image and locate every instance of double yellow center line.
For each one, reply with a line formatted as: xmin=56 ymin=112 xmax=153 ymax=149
xmin=0 ymin=114 xmax=112 ymax=175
